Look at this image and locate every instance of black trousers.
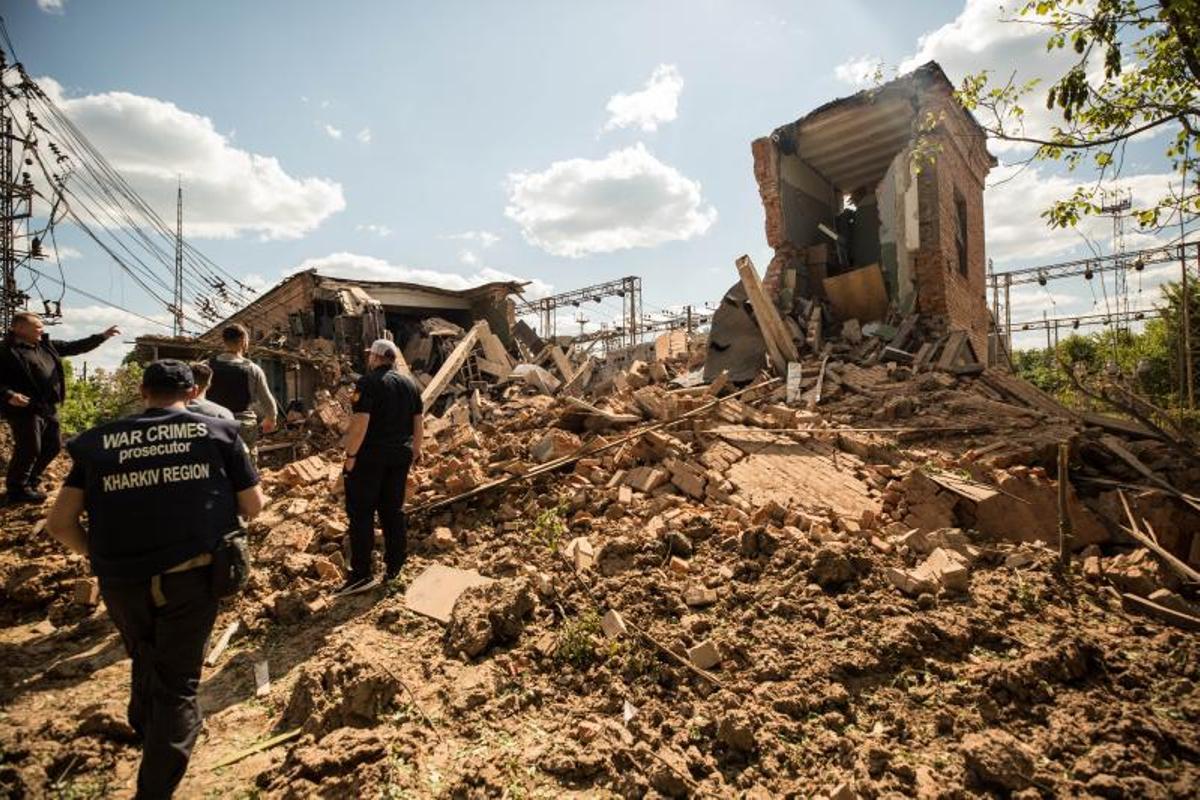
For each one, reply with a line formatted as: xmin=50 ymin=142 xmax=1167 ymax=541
xmin=344 ymin=455 xmax=411 ymax=579
xmin=4 ymin=411 xmax=60 ymax=493
xmin=100 ymin=569 xmax=218 ymax=800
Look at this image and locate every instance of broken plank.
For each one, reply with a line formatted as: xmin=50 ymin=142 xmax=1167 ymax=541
xmin=548 ymin=345 xmax=576 ymax=384
xmin=1100 ymin=435 xmax=1200 ymax=515
xmin=476 ymin=320 xmax=514 ymax=369
xmin=475 ymin=356 xmax=511 ymax=380
xmin=421 ymin=322 xmax=483 ymax=408
xmin=785 ymin=362 xmax=803 ymax=405
xmin=253 ymin=660 xmax=271 ymax=698
xmin=210 ymin=728 xmax=303 ymax=771
xmin=891 ymin=314 xmax=918 ymax=351
xmin=561 ymin=357 xmax=593 ymax=397
xmin=204 ymin=620 xmax=240 ymax=667
xmin=806 ymin=355 xmax=829 ymax=411
xmin=564 ymin=396 xmax=641 ymax=427
xmin=1118 ymin=522 xmax=1200 ymax=586
xmin=935 ymin=331 xmax=968 ymax=371
xmin=1121 ymin=592 xmax=1200 ymax=632
xmin=912 ymin=342 xmax=935 ymax=371
xmin=736 ymin=254 xmax=799 ymax=374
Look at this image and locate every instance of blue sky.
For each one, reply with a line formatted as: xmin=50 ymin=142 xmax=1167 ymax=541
xmin=8 ymin=0 xmax=1192 ymax=366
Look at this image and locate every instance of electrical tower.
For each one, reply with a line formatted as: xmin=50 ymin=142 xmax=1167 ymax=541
xmin=173 ymin=179 xmax=184 ymax=336
xmin=514 ymin=275 xmax=642 ymax=347
xmin=1099 ymin=188 xmax=1133 ymax=338
xmin=0 ymin=47 xmax=29 ymax=332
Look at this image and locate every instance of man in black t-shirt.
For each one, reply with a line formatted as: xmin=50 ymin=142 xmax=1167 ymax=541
xmin=337 ymin=338 xmax=423 ymax=595
xmin=46 ymin=360 xmax=264 ymax=799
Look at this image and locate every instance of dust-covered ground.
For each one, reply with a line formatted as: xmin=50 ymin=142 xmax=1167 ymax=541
xmin=2 ymin=365 xmax=1199 ymax=799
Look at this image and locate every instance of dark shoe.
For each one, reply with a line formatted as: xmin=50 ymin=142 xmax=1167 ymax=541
xmin=333 ymin=575 xmax=376 ymax=596
xmin=384 ymin=561 xmax=406 ymax=582
xmin=5 ymin=488 xmax=47 ymax=505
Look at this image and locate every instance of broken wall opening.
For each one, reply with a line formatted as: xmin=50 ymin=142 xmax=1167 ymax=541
xmin=769 ymin=88 xmax=921 ymax=319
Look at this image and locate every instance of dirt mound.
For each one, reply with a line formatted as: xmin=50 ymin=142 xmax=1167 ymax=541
xmin=445 ymin=578 xmax=536 ymax=659
xmin=281 ymin=642 xmax=400 ymax=738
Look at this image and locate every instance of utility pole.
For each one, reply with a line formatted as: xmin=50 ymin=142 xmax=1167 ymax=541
xmin=685 ymin=304 xmax=693 ymax=336
xmin=1004 ymin=274 xmax=1012 ymax=364
xmin=0 ymin=61 xmax=16 ymax=332
xmin=173 ymin=178 xmax=184 ymax=336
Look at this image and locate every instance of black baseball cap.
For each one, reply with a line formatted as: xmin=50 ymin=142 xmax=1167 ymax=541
xmin=142 ymin=359 xmax=195 ymax=392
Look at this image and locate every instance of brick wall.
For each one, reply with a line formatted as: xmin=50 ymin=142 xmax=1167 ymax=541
xmin=913 ymin=88 xmax=993 ymax=360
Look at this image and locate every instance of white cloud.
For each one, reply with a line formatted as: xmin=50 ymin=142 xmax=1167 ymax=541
xmin=37 ymin=0 xmax=65 ymax=14
xmin=355 ymin=223 xmax=392 ymax=237
xmin=459 ymin=249 xmax=480 ymax=266
xmin=36 ymin=77 xmax=344 ymax=240
xmin=290 ymin=252 xmax=554 ymax=300
xmin=237 ymin=272 xmax=268 ymax=293
xmin=323 ymin=124 xmax=343 ymax=140
xmin=46 ymin=243 xmax=82 ymax=261
xmin=985 ymin=163 xmax=1179 ymax=265
xmin=899 ymin=0 xmax=1080 ymax=153
xmin=443 ymin=230 xmax=500 ymax=248
xmin=55 ymin=304 xmax=170 ymax=371
xmin=834 ymin=56 xmax=883 ymax=87
xmin=505 ymin=143 xmax=717 ymax=258
xmin=603 ymin=65 xmax=684 ymax=133
xmin=356 ymin=128 xmax=372 ymax=144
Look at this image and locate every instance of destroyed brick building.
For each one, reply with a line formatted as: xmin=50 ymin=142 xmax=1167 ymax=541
xmin=708 ymin=61 xmax=995 ymax=381
xmin=136 ymin=269 xmax=525 ymax=409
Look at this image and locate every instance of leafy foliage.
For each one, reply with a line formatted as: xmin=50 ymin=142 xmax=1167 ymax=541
xmin=1013 ymin=280 xmax=1200 ymax=416
xmin=59 ymin=360 xmax=144 ymax=436
xmin=956 ymin=0 xmax=1199 ymax=231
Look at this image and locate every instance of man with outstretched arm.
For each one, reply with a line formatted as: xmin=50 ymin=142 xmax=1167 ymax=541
xmin=0 ymin=311 xmax=120 ymax=503
xmin=46 ymin=360 xmax=264 ymax=799
xmin=337 ymin=339 xmax=423 ymax=595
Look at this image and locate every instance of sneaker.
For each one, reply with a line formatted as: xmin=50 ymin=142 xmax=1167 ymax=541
xmin=333 ymin=575 xmax=376 ymax=596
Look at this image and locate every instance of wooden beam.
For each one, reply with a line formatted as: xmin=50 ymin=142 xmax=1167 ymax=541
xmin=736 ymin=255 xmax=799 ymax=374
xmin=476 ymin=320 xmax=514 ymax=369
xmin=1118 ymin=521 xmax=1200 ymax=586
xmin=561 ymin=357 xmax=593 ymax=397
xmin=1121 ymin=592 xmax=1200 ymax=632
xmin=421 ymin=322 xmax=483 ymax=408
xmin=475 ymin=356 xmax=511 ymax=380
xmin=548 ymin=345 xmax=576 ymax=384
xmin=936 ymin=331 xmax=968 ymax=371
xmin=1100 ymin=435 xmax=1200 ymax=514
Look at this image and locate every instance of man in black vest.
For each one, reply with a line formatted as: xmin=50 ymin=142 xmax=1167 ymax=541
xmin=205 ymin=323 xmax=278 ymax=459
xmin=46 ymin=360 xmax=264 ymax=799
xmin=0 ymin=311 xmax=120 ymax=503
xmin=338 ymin=339 xmax=423 ymax=595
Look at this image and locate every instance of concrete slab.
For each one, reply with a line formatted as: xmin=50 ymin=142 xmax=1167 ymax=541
xmin=405 ymin=564 xmax=494 ymax=624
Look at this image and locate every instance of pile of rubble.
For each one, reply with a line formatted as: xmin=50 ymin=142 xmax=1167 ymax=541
xmin=2 ymin=269 xmax=1200 ymax=796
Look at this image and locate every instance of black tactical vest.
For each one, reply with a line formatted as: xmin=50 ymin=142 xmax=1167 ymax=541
xmin=207 ymin=357 xmax=254 ymax=415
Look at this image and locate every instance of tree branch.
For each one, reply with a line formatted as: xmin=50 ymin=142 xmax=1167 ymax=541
xmin=1160 ymin=0 xmax=1200 ymax=88
xmin=983 ymin=114 xmax=1183 ymax=149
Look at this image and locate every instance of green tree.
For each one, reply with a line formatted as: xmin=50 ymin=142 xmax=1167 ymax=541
xmin=957 ymin=0 xmax=1199 ymax=231
xmin=59 ymin=360 xmax=144 ymax=435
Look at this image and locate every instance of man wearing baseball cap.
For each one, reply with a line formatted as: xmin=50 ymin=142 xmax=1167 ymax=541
xmin=337 ymin=338 xmax=423 ymax=595
xmin=46 ymin=359 xmax=264 ymax=798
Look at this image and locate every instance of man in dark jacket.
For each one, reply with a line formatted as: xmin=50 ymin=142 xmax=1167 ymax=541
xmin=0 ymin=311 xmax=120 ymax=503
xmin=47 ymin=359 xmax=264 ymax=799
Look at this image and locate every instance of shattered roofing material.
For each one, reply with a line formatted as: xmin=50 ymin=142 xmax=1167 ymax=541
xmin=771 ymin=61 xmax=993 ymax=193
